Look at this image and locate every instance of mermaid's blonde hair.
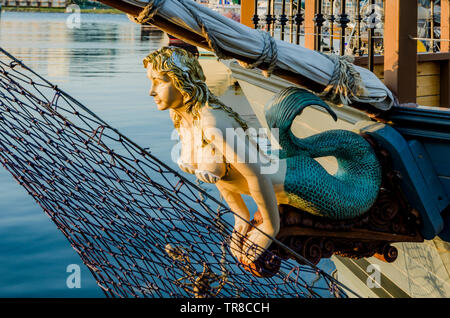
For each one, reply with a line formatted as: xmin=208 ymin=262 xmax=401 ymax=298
xmin=143 ymin=46 xmax=248 ymax=131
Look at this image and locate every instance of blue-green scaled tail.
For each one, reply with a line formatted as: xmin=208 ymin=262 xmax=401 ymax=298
xmin=265 ymin=87 xmax=382 ymax=220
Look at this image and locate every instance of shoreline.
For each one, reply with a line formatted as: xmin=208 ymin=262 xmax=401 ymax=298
xmin=0 ymin=6 xmax=123 ymax=14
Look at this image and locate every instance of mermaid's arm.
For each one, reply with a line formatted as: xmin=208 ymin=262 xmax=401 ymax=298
xmin=202 ymin=119 xmax=280 ymax=262
xmin=216 ymin=182 xmax=250 ymax=259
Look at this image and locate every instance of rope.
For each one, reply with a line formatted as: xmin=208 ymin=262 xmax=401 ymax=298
xmin=237 ymin=30 xmax=278 ymax=78
xmin=319 ymin=53 xmax=367 ymax=106
xmin=127 ymin=0 xmax=163 ymax=24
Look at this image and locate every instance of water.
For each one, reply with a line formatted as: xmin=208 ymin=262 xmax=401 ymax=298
xmin=0 ymin=11 xmax=176 ymax=297
xmin=0 ymin=11 xmax=335 ymax=297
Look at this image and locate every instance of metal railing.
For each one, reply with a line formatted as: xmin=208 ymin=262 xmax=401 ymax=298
xmin=250 ymin=0 xmax=443 ymax=71
xmin=419 ymin=0 xmax=441 ymax=53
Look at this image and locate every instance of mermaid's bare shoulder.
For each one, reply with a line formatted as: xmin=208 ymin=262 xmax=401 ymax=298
xmin=199 ymin=104 xmax=243 ymax=143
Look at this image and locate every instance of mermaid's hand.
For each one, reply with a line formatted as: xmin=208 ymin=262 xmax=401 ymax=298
xmin=195 ymin=169 xmax=221 ymax=184
xmin=240 ymin=225 xmax=275 ymax=264
xmin=177 ymin=159 xmax=196 ymax=175
xmin=229 ymin=219 xmax=250 ymax=261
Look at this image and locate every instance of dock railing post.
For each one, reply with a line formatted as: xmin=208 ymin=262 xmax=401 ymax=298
xmin=294 ymin=0 xmax=304 ymax=45
xmin=442 ymin=0 xmax=450 ymax=52
xmin=337 ymin=0 xmax=349 ymax=55
xmin=313 ymin=0 xmax=325 ymax=52
xmin=241 ymin=0 xmax=257 ymax=28
xmin=383 ymin=0 xmax=417 ymax=104
xmin=304 ymin=0 xmax=318 ymax=50
xmin=367 ymin=0 xmax=376 ymax=72
xmin=440 ymin=0 xmax=450 ymax=107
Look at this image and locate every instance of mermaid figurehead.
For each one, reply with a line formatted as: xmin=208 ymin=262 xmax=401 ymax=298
xmin=144 ymin=47 xmax=249 ymax=182
xmin=143 ymin=47 xmax=382 ymax=276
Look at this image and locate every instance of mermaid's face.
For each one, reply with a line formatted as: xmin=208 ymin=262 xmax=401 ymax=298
xmin=147 ymin=67 xmax=183 ymax=111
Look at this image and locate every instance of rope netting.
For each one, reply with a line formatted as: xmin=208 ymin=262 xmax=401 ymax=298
xmin=0 ymin=47 xmax=358 ymax=298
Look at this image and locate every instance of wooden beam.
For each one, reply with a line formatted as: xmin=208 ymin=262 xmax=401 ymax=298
xmin=354 ymin=55 xmax=384 ymax=66
xmin=441 ymin=1 xmax=450 ymax=107
xmin=441 ymin=61 xmax=450 ymax=107
xmin=240 ymin=0 xmax=256 ymax=29
xmin=442 ymin=0 xmax=450 ymax=52
xmin=383 ymin=0 xmax=417 ymax=104
xmin=304 ymin=0 xmax=318 ymax=50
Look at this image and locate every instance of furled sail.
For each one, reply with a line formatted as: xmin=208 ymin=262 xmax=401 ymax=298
xmin=99 ymin=0 xmax=395 ymax=111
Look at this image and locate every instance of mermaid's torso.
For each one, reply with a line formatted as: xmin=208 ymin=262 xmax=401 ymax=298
xmin=176 ymin=121 xmax=229 ymax=183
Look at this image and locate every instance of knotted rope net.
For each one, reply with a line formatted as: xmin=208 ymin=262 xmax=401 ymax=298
xmin=0 ymin=47 xmax=357 ymax=298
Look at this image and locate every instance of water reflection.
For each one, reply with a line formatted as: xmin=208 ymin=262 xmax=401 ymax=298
xmin=68 ymin=24 xmax=122 ymax=43
xmin=140 ymin=25 xmax=164 ymax=42
xmin=0 ymin=11 xmax=171 ymax=297
xmin=0 ymin=12 xmax=167 ymax=81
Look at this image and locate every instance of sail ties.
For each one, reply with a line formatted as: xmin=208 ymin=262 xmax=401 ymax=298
xmin=128 ymin=0 xmax=163 ymax=24
xmin=318 ymin=53 xmax=367 ymax=106
xmin=237 ymin=30 xmax=278 ymax=78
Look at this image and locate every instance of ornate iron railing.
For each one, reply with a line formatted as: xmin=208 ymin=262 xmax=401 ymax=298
xmin=250 ymin=0 xmax=443 ymax=71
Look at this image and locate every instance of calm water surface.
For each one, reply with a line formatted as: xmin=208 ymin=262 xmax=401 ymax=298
xmin=0 ymin=11 xmax=334 ymax=297
xmin=0 ymin=11 xmax=177 ymax=297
